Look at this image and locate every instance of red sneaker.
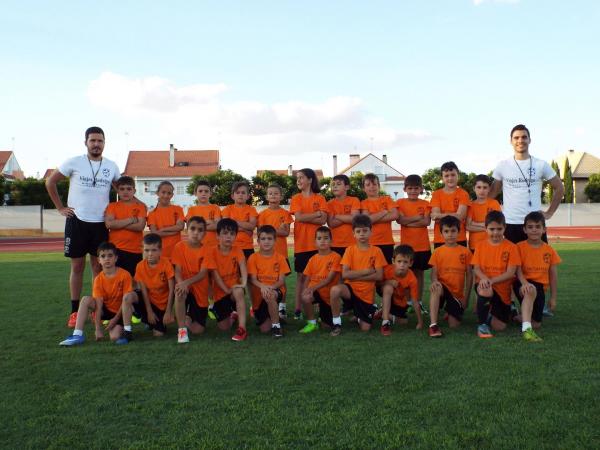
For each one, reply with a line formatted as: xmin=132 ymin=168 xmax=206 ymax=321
xmin=232 ymin=327 xmax=247 ymax=341
xmin=428 ymin=324 xmax=443 ymax=338
xmin=67 ymin=312 xmax=77 ymax=328
xmin=380 ymin=323 xmax=391 ymax=336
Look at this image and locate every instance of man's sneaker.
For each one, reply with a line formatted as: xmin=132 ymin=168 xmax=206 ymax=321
xmin=177 ymin=328 xmax=189 ymax=344
xmin=523 ymin=328 xmax=543 ymax=342
xmin=299 ymin=322 xmax=319 ymax=334
xmin=330 ymin=324 xmax=342 ymax=337
xmin=477 ymin=324 xmax=493 ymax=339
xmin=232 ymin=327 xmax=247 ymax=341
xmin=543 ymin=306 xmax=554 ymax=317
xmin=59 ymin=334 xmax=84 ymax=346
xmin=115 ymin=331 xmax=133 ymax=345
xmin=428 ymin=324 xmax=443 ymax=338
xmin=373 ymin=309 xmax=383 ymax=321
xmin=294 ymin=309 xmax=302 ymax=320
xmin=67 ymin=312 xmax=78 ymax=328
xmin=272 ymin=326 xmax=283 ymax=338
xmin=380 ymin=323 xmax=391 ymax=336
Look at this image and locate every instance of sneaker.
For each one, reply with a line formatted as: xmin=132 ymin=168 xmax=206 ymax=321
xmin=380 ymin=323 xmax=391 ymax=336
xmin=373 ymin=309 xmax=383 ymax=321
xmin=543 ymin=306 xmax=554 ymax=317
xmin=232 ymin=327 xmax=247 ymax=341
xmin=477 ymin=324 xmax=493 ymax=339
xmin=279 ymin=307 xmax=287 ymax=319
xmin=523 ymin=328 xmax=543 ymax=342
xmin=419 ymin=301 xmax=429 ymax=315
xmin=299 ymin=322 xmax=319 ymax=334
xmin=330 ymin=324 xmax=342 ymax=337
xmin=208 ymin=308 xmax=217 ymax=320
xmin=59 ymin=334 xmax=84 ymax=346
xmin=272 ymin=326 xmax=283 ymax=338
xmin=294 ymin=309 xmax=302 ymax=320
xmin=67 ymin=312 xmax=77 ymax=328
xmin=115 ymin=330 xmax=133 ymax=345
xmin=131 ymin=314 xmax=141 ymax=325
xmin=428 ymin=324 xmax=443 ymax=338
xmin=177 ymin=328 xmax=189 ymax=344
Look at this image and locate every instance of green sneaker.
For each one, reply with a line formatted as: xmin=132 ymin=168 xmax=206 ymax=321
xmin=131 ymin=315 xmax=142 ymax=325
xmin=208 ymin=309 xmax=217 ymax=320
xmin=299 ymin=322 xmax=319 ymax=334
xmin=523 ymin=328 xmax=542 ymax=342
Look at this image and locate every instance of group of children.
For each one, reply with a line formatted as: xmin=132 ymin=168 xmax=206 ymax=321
xmin=59 ymin=162 xmax=561 ymax=346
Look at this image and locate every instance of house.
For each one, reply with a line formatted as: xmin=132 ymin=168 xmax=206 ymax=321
xmin=553 ymin=150 xmax=600 ymax=203
xmin=335 ymin=153 xmax=405 ymax=199
xmin=256 ymin=166 xmax=324 ymax=180
xmin=0 ymin=151 xmax=25 ymax=181
xmin=123 ymin=145 xmax=220 ymax=207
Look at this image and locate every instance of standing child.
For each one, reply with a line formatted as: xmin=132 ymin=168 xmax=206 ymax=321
xmin=289 ymin=168 xmax=328 ymax=319
xmin=430 ymin=162 xmax=470 ymax=248
xmin=221 ymin=181 xmax=258 ymax=260
xmin=472 ymin=211 xmax=521 ymax=338
xmin=299 ymin=226 xmax=342 ymax=334
xmin=327 ymin=174 xmax=360 ymax=257
xmin=466 ymin=174 xmax=502 ymax=251
xmin=186 ymin=180 xmax=221 ymax=247
xmin=147 ymin=181 xmax=185 ymax=260
xmin=247 ymin=225 xmax=291 ymax=337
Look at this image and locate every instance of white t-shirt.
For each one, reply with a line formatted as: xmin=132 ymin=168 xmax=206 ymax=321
xmin=492 ymin=156 xmax=556 ymax=224
xmin=58 ymin=155 xmax=120 ymax=222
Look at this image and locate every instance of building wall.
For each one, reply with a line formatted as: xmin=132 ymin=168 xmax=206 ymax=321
xmin=133 ymin=177 xmax=196 ymax=208
xmin=343 ymin=156 xmax=402 ymax=180
xmin=381 ymin=182 xmax=405 ymax=200
xmin=574 ymin=179 xmax=589 ymax=203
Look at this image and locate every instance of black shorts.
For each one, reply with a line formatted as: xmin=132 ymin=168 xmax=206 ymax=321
xmin=439 ymin=284 xmax=465 ymax=321
xmin=254 ymin=289 xmax=283 ymax=326
xmin=313 ymin=291 xmax=333 ymax=327
xmin=100 ymin=308 xmax=123 ymax=326
xmin=434 ymin=241 xmax=467 ymax=249
xmin=376 ymin=244 xmax=395 ymax=264
xmin=64 ymin=216 xmax=108 ymax=258
xmin=390 ymin=303 xmax=408 ymax=319
xmin=505 ymin=224 xmax=548 ymax=244
xmin=513 ymin=279 xmax=545 ymax=323
xmin=133 ymin=298 xmax=167 ymax=333
xmin=213 ymin=295 xmax=235 ymax=322
xmin=411 ymin=250 xmax=432 ymax=271
xmin=346 ymin=284 xmax=376 ymax=324
xmin=477 ymin=286 xmax=511 ymax=324
xmin=186 ymin=293 xmax=207 ymax=327
xmin=243 ymin=248 xmax=255 ymax=260
xmin=116 ymin=250 xmax=143 ymax=277
xmin=331 ymin=247 xmax=347 ymax=258
xmin=294 ymin=250 xmax=318 ymax=273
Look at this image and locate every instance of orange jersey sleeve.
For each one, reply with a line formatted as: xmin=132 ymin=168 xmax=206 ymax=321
xmin=396 ymin=199 xmax=431 ymax=252
xmin=92 ymin=268 xmax=133 ymax=314
xmin=429 ymin=245 xmax=472 ymax=300
xmin=303 ymin=252 xmax=342 ymax=304
xmin=517 ymin=241 xmax=561 ymax=288
xmin=257 ymin=208 xmax=293 ymax=257
xmin=431 ymin=188 xmax=470 ymax=243
xmin=383 ymin=265 xmax=419 ymax=307
xmin=472 ymin=240 xmax=520 ymax=304
xmin=327 ymin=196 xmax=360 ymax=248
xmin=204 ymin=245 xmax=246 ymax=301
xmin=290 ymin=193 xmax=328 ymax=253
xmin=105 ymin=201 xmax=147 ymax=254
xmin=222 ymin=204 xmax=258 ymax=250
xmin=186 ymin=204 xmax=221 ymax=246
xmin=467 ymin=199 xmax=502 ymax=250
xmin=341 ymin=245 xmax=387 ymax=304
xmin=171 ymin=241 xmax=210 ymax=307
xmin=134 ymin=258 xmax=174 ymax=310
xmin=146 ymin=205 xmax=184 ymax=259
xmin=360 ymin=196 xmax=395 ymax=245
xmin=247 ymin=252 xmax=291 ymax=309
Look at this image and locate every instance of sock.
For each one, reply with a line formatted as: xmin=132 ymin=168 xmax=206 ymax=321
xmin=333 ymin=316 xmax=341 ymax=326
xmin=382 ymin=320 xmax=390 ymax=326
xmin=279 ymin=303 xmax=286 ymax=312
xmin=308 ymin=319 xmax=317 ymax=325
xmin=272 ymin=323 xmax=281 ymax=329
xmin=73 ymin=329 xmax=83 ymax=336
xmin=476 ymin=295 xmax=491 ymax=325
xmin=430 ymin=322 xmax=437 ymax=328
xmin=71 ymin=299 xmax=80 ymax=313
xmin=124 ymin=325 xmax=132 ymax=332
xmin=522 ymin=321 xmax=532 ymax=332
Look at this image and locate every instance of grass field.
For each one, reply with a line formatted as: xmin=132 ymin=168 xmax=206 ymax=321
xmin=1 ymin=243 xmax=600 ymax=449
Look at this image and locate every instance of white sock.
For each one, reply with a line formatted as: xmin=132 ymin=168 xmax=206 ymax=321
xmin=279 ymin=303 xmax=286 ymax=311
xmin=272 ymin=323 xmax=281 ymax=329
xmin=308 ymin=319 xmax=317 ymax=325
xmin=430 ymin=323 xmax=437 ymax=328
xmin=522 ymin=321 xmax=532 ymax=332
xmin=124 ymin=325 xmax=132 ymax=332
xmin=73 ymin=329 xmax=83 ymax=336
xmin=382 ymin=320 xmax=390 ymax=326
xmin=333 ymin=316 xmax=341 ymax=326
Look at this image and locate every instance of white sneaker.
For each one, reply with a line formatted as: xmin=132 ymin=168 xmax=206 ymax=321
xmin=177 ymin=328 xmax=189 ymax=344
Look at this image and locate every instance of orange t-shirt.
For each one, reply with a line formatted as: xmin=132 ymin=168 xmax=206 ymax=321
xmin=396 ymin=198 xmax=431 ymax=252
xmin=430 ymin=188 xmax=470 ymax=243
xmin=257 ymin=207 xmax=293 ymax=258
xmin=203 ymin=245 xmax=246 ymax=301
xmin=92 ymin=268 xmax=133 ymax=314
xmin=341 ymin=245 xmax=387 ymax=304
xmin=105 ymin=201 xmax=147 ymax=254
xmin=289 ymin=193 xmax=328 ymax=253
xmin=186 ymin=204 xmax=221 ymax=246
xmin=221 ymin=204 xmax=258 ymax=250
xmin=247 ymin=252 xmax=291 ymax=309
xmin=517 ymin=241 xmax=561 ymax=288
xmin=467 ymin=199 xmax=502 ymax=250
xmin=303 ymin=251 xmax=342 ymax=304
xmin=147 ymin=205 xmax=185 ymax=259
xmin=472 ymin=239 xmax=521 ymax=304
xmin=383 ymin=265 xmax=419 ymax=307
xmin=327 ymin=196 xmax=360 ymax=248
xmin=428 ymin=245 xmax=472 ymax=301
xmin=360 ymin=196 xmax=396 ymax=245
xmin=171 ymin=241 xmax=209 ymax=307
xmin=134 ymin=257 xmax=174 ymax=310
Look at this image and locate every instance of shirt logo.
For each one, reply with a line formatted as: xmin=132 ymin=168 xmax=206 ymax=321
xmin=273 ymin=262 xmax=280 ymax=274
xmin=313 ymin=202 xmax=320 ymax=212
xmin=369 ymin=256 xmax=375 ymax=268
xmin=132 ymin=208 xmax=139 ymax=217
xmin=501 ymin=251 xmax=509 ymax=263
xmin=232 ymin=257 xmax=238 ymax=272
xmin=543 ymin=253 xmax=551 ymax=264
xmin=102 ymin=168 xmax=111 ymax=177
xmin=344 ymin=205 xmax=352 ymax=214
xmin=326 ymin=261 xmax=333 ymax=271
xmin=160 ymin=271 xmax=167 ymax=282
xmin=459 ymin=254 xmax=466 ymax=265
xmin=417 ymin=207 xmax=424 ymax=215
xmin=209 ymin=211 xmax=215 ymax=220
xmin=174 ymin=212 xmax=179 ymax=222
xmin=453 ymin=198 xmax=459 ymax=208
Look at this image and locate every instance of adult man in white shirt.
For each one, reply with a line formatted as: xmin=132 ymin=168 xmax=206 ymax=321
xmin=46 ymin=127 xmax=121 ymax=327
xmin=490 ymin=124 xmax=564 ymax=243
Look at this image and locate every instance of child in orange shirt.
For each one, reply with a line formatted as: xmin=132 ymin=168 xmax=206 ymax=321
xmin=147 ymin=181 xmax=185 ymax=260
xmin=59 ymin=242 xmax=136 ymax=346
xmin=514 ymin=211 xmax=561 ymax=342
xmin=299 ymin=226 xmax=342 ymax=333
xmin=379 ymin=245 xmax=422 ymax=336
xmin=327 ymin=174 xmax=360 ymax=257
xmin=289 ymin=168 xmax=328 ymax=319
xmin=118 ymin=233 xmax=175 ymax=344
xmin=360 ymin=173 xmax=398 ymax=263
xmin=172 ymin=216 xmax=210 ymax=344
xmin=472 ymin=211 xmax=521 ymax=338
xmin=466 ymin=174 xmax=502 ymax=251
xmin=247 ymin=225 xmax=291 ymax=338
xmin=203 ymin=218 xmax=249 ymax=342
xmin=186 ymin=180 xmax=221 ymax=247
xmin=257 ymin=183 xmax=293 ymax=319
xmin=427 ymin=216 xmax=473 ymax=338
xmin=221 ymin=181 xmax=258 ymax=260
xmin=430 ymin=161 xmax=470 ymax=248
xmin=104 ymin=176 xmax=147 ymax=276
xmin=329 ymin=214 xmax=387 ymax=336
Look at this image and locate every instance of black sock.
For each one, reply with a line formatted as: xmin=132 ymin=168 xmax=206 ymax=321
xmin=476 ymin=295 xmax=491 ymax=325
xmin=71 ymin=299 xmax=80 ymax=313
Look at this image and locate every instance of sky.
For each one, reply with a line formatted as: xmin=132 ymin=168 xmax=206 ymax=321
xmin=1 ymin=0 xmax=599 ymax=179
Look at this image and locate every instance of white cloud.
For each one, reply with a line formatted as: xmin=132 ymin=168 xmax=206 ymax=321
xmin=473 ymin=0 xmax=519 ymax=5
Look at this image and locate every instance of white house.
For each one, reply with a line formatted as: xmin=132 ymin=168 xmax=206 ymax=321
xmin=0 ymin=151 xmax=25 ymax=181
xmin=335 ymin=153 xmax=405 ymax=200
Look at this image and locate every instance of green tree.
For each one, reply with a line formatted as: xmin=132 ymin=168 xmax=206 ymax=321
xmin=584 ymin=173 xmax=600 ymax=202
xmin=319 ymin=172 xmax=367 ymax=201
xmin=563 ymin=159 xmax=574 ymax=203
xmin=546 ymin=160 xmax=561 ymax=204
xmin=250 ymin=171 xmax=298 ymax=205
xmin=6 ymin=177 xmax=73 ymax=207
xmin=187 ymin=170 xmax=249 ymax=206
xmin=0 ymin=175 xmax=5 ymax=205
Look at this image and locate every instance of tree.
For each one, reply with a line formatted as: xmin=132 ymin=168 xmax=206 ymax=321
xmin=562 ymin=159 xmax=574 ymax=203
xmin=584 ymin=173 xmax=600 ymax=202
xmin=6 ymin=177 xmax=73 ymax=207
xmin=250 ymin=171 xmax=298 ymax=205
xmin=187 ymin=170 xmax=249 ymax=206
xmin=546 ymin=160 xmax=561 ymax=204
xmin=0 ymin=175 xmax=5 ymax=205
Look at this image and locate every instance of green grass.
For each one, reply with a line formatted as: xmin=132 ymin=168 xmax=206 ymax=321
xmin=1 ymin=243 xmax=600 ymax=449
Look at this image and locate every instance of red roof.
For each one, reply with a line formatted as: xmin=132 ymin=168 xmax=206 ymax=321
xmin=256 ymin=169 xmax=324 ymax=180
xmin=0 ymin=151 xmax=12 ymax=168
xmin=124 ymin=150 xmax=220 ymax=177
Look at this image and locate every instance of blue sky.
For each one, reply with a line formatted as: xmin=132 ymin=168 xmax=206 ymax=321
xmin=2 ymin=0 xmax=599 ymax=178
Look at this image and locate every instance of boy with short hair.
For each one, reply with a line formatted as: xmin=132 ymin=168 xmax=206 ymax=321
xmin=172 ymin=216 xmax=210 ymax=344
xmin=466 ymin=174 xmax=502 ymax=251
xmin=59 ymin=242 xmax=136 ymax=346
xmin=327 ymin=174 xmax=360 ymax=257
xmin=299 ymin=226 xmax=342 ymax=333
xmin=204 ymin=218 xmax=249 ymax=341
xmin=513 ymin=211 xmax=561 ymax=342
xmin=222 ymin=181 xmax=258 ymax=259
xmin=247 ymin=225 xmax=291 ymax=338
xmin=186 ymin=180 xmax=221 ymax=247
xmin=118 ymin=233 xmax=175 ymax=344
xmin=427 ymin=216 xmax=473 ymax=338
xmin=380 ymin=245 xmax=422 ymax=336
xmin=472 ymin=211 xmax=521 ymax=338
xmin=329 ymin=214 xmax=387 ymax=336
xmin=430 ymin=162 xmax=470 ymax=248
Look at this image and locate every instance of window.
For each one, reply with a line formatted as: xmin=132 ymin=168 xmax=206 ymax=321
xmin=176 ymin=185 xmax=185 ymax=195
